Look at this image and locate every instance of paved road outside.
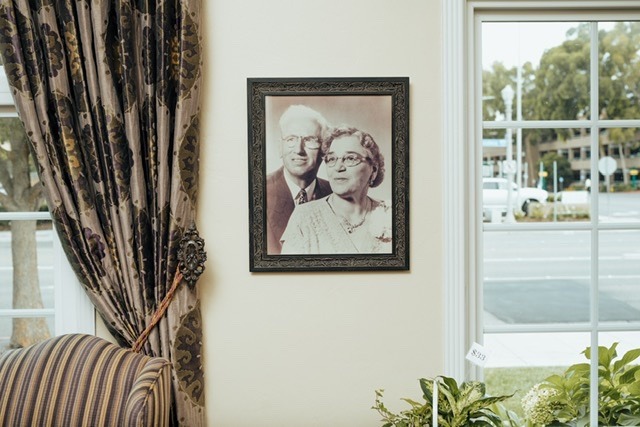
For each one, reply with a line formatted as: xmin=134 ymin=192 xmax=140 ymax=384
xmin=485 ymin=330 xmax=640 ymax=367
xmin=483 ymin=192 xmax=640 ymax=367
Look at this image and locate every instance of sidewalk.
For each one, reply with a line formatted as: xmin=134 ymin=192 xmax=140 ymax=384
xmin=484 ymin=329 xmax=640 ymax=368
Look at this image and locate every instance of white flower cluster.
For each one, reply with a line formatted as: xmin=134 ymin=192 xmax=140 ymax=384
xmin=521 ymin=383 xmax=564 ymax=426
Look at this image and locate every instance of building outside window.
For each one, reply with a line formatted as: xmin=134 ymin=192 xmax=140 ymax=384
xmin=0 ymin=61 xmax=93 ymax=353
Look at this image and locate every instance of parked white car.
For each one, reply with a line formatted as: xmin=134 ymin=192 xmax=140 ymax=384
xmin=483 ymin=177 xmax=548 ymax=219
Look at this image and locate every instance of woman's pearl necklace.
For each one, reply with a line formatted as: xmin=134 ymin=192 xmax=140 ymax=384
xmin=329 ymin=196 xmax=370 ymax=234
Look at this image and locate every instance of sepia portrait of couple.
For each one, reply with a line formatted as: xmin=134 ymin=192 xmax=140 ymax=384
xmin=265 ymin=97 xmax=393 ymax=256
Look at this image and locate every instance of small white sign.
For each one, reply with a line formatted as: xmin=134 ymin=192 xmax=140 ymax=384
xmin=465 ymin=342 xmax=490 ymax=367
xmin=598 ymin=156 xmax=617 ymax=176
xmin=502 ymin=160 xmax=516 ymax=174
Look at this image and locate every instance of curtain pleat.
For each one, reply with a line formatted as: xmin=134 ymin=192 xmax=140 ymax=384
xmin=0 ymin=1 xmax=205 ymax=424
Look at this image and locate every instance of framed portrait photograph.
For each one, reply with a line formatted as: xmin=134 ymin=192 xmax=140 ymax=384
xmin=247 ymin=77 xmax=409 ymax=272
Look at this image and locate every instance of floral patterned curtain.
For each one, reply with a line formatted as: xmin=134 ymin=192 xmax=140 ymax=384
xmin=0 ymin=0 xmax=205 ymax=424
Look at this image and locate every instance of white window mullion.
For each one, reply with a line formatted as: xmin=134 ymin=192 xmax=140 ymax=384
xmin=472 ymin=10 xmax=485 ymax=382
xmin=485 ymin=221 xmax=640 ymax=232
xmin=0 ymin=110 xmax=19 ymax=118
xmin=0 ymin=212 xmax=51 ymax=221
xmin=0 ymin=309 xmax=55 ymax=318
xmin=443 ymin=0 xmax=469 ymax=382
xmin=484 ymin=119 xmax=640 ymax=129
xmin=486 ymin=321 xmax=640 ymax=334
xmin=588 ymin=21 xmax=600 ymax=427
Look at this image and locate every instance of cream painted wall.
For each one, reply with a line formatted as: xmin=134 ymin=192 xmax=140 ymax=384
xmin=199 ymin=1 xmax=443 ymax=425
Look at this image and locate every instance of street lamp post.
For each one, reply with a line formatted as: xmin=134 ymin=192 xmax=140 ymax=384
xmin=501 ymin=85 xmax=516 ymax=223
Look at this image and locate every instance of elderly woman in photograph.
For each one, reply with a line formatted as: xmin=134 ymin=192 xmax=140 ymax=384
xmin=280 ymin=126 xmax=392 ymax=254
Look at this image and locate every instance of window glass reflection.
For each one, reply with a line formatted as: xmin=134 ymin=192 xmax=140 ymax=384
xmin=599 ymin=22 xmax=640 ymax=121
xmin=484 ymin=332 xmax=588 ymax=419
xmin=482 ymin=22 xmax=591 ymax=121
xmin=599 ymin=230 xmax=640 ymax=323
xmin=482 ymin=128 xmax=594 ymax=223
xmin=483 ymin=231 xmax=591 ymax=325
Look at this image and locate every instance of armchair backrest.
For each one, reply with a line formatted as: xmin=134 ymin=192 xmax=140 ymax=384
xmin=0 ymin=334 xmax=171 ymax=427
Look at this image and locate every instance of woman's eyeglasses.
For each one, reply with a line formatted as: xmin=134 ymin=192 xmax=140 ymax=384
xmin=324 ymin=153 xmax=371 ymax=168
xmin=282 ymin=135 xmax=321 ymax=149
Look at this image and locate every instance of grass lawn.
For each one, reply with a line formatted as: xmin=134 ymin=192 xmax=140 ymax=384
xmin=484 ymin=366 xmax=566 ymax=417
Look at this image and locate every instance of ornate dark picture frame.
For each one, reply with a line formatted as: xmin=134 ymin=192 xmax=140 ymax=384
xmin=247 ymin=77 xmax=409 ymax=272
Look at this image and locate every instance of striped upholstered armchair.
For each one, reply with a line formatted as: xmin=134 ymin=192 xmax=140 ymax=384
xmin=0 ymin=334 xmax=171 ymax=427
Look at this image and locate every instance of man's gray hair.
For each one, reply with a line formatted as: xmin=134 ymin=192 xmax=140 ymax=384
xmin=279 ymin=104 xmax=330 ymax=140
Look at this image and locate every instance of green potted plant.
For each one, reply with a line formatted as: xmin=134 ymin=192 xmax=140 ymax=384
xmin=373 ymin=376 xmax=512 ymax=427
xmin=521 ymin=343 xmax=640 ymax=426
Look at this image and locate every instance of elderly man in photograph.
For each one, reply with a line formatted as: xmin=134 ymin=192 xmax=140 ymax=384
xmin=266 ymin=105 xmax=333 ymax=254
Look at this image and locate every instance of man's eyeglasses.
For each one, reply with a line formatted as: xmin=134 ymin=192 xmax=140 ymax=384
xmin=282 ymin=135 xmax=321 ymax=150
xmin=324 ymin=153 xmax=371 ymax=168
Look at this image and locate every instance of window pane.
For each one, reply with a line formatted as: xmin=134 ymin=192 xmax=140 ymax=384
xmin=599 ymin=331 xmax=640 ymax=356
xmin=482 ymin=22 xmax=591 ymax=121
xmin=0 ymin=221 xmax=9 ymax=309
xmin=599 ymin=230 xmax=640 ymax=323
xmin=485 ymin=332 xmax=589 ymax=367
xmin=595 ymin=128 xmax=640 ymax=222
xmin=0 ymin=65 xmax=11 ymax=105
xmin=484 ymin=332 xmax=589 ymax=419
xmin=599 ymin=22 xmax=640 ymax=120
xmin=479 ymin=17 xmax=640 ymax=424
xmin=484 ymin=231 xmax=591 ymax=325
xmin=597 ymin=331 xmax=640 ymax=425
xmin=1 ymin=225 xmax=54 ymax=305
xmin=0 ymin=221 xmax=54 ymax=350
xmin=0 ymin=316 xmax=53 ymax=354
xmin=483 ymin=128 xmax=592 ymax=223
xmin=482 ymin=128 xmax=507 ymax=179
xmin=0 ymin=117 xmax=43 ymax=213
xmin=37 ymin=227 xmax=54 ymax=310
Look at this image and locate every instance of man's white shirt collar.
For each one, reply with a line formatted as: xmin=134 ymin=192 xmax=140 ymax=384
xmin=283 ymin=169 xmax=317 ymax=202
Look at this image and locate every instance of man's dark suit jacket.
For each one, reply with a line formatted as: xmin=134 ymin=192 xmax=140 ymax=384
xmin=266 ymin=167 xmax=332 ymax=254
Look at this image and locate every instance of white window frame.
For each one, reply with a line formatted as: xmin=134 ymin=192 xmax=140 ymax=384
xmin=0 ymin=66 xmax=94 ymax=337
xmin=444 ymin=1 xmax=640 ymax=423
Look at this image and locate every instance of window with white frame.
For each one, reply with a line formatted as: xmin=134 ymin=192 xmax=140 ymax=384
xmin=0 ymin=62 xmax=93 ymax=353
xmin=444 ymin=2 xmax=640 ymax=425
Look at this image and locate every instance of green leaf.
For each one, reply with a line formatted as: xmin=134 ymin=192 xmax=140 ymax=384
xmin=438 ymin=385 xmax=458 ymax=415
xmin=467 ymin=418 xmax=495 ymax=427
xmin=400 ymin=398 xmax=423 ymax=408
xmin=566 ymin=363 xmax=590 ymax=376
xmin=471 ymin=410 xmax=503 ymax=426
xmin=419 ymin=378 xmax=433 ymax=401
xmin=441 ymin=376 xmax=460 ymax=396
xmin=601 ymin=343 xmax=619 ymax=367
xmin=620 ymin=365 xmax=640 ymax=384
xmin=614 ymin=348 xmax=640 ymax=373
xmin=584 ymin=343 xmax=617 ymax=366
xmin=618 ymin=412 xmax=640 ymax=426
xmin=544 ymin=374 xmax=566 ymax=387
xmin=455 ymin=382 xmax=484 ymax=412
xmin=627 ymin=380 xmax=640 ymax=395
xmin=465 ymin=396 xmax=512 ymax=418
